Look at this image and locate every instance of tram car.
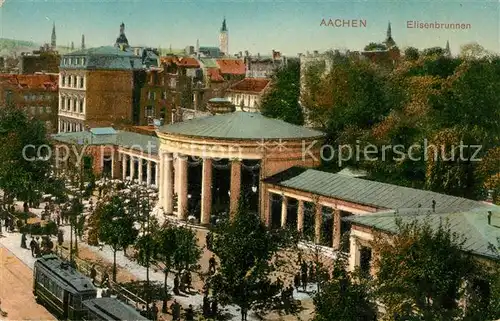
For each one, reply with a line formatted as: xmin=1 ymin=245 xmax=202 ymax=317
xmin=82 ymin=297 xmax=150 ymax=321
xmin=33 ymin=255 xmax=97 ymax=320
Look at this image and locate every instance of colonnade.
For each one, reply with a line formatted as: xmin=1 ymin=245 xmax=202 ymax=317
xmin=158 ymin=152 xmax=242 ymax=224
xmin=120 ymin=152 xmax=159 ymax=187
xmin=268 ymin=191 xmax=343 ymax=249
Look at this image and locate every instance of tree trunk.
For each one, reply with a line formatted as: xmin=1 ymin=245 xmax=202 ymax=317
xmin=162 ymin=269 xmax=169 ymax=313
xmin=112 ymin=248 xmax=117 ymax=282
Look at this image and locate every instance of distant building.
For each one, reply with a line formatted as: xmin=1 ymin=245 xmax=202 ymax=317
xmin=244 ymin=50 xmax=287 ymax=78
xmin=0 ymin=73 xmax=59 ymax=132
xmin=19 ymin=49 xmax=60 ymax=74
xmin=219 ymin=18 xmax=229 ymax=56
xmin=225 ymin=78 xmax=270 ymax=112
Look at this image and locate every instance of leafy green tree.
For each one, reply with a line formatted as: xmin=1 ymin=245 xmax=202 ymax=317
xmin=371 ymin=216 xmax=500 ymax=321
xmin=260 ymin=59 xmax=304 ymax=125
xmin=0 ymin=106 xmax=52 ymax=206
xmin=210 ymin=193 xmax=296 ymax=320
xmin=459 ymin=42 xmax=493 ymax=59
xmin=364 ymin=42 xmax=387 ymax=51
xmin=99 ymin=196 xmax=139 ymax=282
xmin=313 ymin=252 xmax=377 ymax=321
xmin=404 ymin=47 xmax=420 ymax=61
xmin=422 ymin=47 xmax=446 ymax=57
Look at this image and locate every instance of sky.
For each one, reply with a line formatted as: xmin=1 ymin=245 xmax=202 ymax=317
xmin=0 ymin=0 xmax=498 ymax=56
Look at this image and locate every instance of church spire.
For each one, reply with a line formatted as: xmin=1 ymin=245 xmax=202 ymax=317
xmin=221 ymin=17 xmax=227 ymax=32
xmin=386 ymin=21 xmax=392 ymax=39
xmin=384 ymin=21 xmax=396 ymax=48
xmin=445 ymin=40 xmax=451 ymax=56
xmin=51 ymin=22 xmax=56 ymax=50
xmin=115 ymin=22 xmax=129 ymax=49
xmin=81 ymin=34 xmax=85 ymax=50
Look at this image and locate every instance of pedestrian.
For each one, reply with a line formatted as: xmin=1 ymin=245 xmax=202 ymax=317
xmin=241 ymin=306 xmax=248 ymax=321
xmin=170 ymin=300 xmax=181 ymax=321
xmin=211 ymin=298 xmax=218 ymax=318
xmin=151 ymin=302 xmax=159 ymax=321
xmin=57 ymin=230 xmax=64 ymax=246
xmin=202 ymin=295 xmax=210 ymax=317
xmin=185 ymin=270 xmax=192 ymax=293
xmin=173 ymin=273 xmax=180 ymax=295
xmin=21 ymin=233 xmax=27 ymax=249
xmin=309 ymin=261 xmax=315 ymax=282
xmin=185 ymin=304 xmax=194 ymax=321
xmin=208 ymin=255 xmax=217 ymax=274
xmin=293 ymin=272 xmax=301 ymax=290
xmin=90 ymin=265 xmax=97 ymax=285
xmin=102 ymin=270 xmax=110 ymax=287
xmin=30 ymin=237 xmax=37 ymax=257
xmin=301 ymin=269 xmax=308 ymax=292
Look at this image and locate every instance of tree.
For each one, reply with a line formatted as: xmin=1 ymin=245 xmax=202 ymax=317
xmin=98 ymin=196 xmax=139 ymax=282
xmin=459 ymin=42 xmax=492 ymax=59
xmin=422 ymin=47 xmax=445 ymax=57
xmin=364 ymin=42 xmax=387 ymax=51
xmin=371 ymin=216 xmax=500 ymax=321
xmin=260 ymin=59 xmax=304 ymax=125
xmin=210 ymin=193 xmax=296 ymax=320
xmin=313 ymin=252 xmax=377 ymax=321
xmin=153 ymin=224 xmax=202 ymax=312
xmin=404 ymin=47 xmax=420 ymax=61
xmin=0 ymin=106 xmax=52 ymax=206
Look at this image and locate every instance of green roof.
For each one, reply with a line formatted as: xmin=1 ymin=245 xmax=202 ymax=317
xmin=51 ymin=129 xmax=159 ymax=155
xmin=264 ymin=167 xmax=483 ymax=213
xmin=60 ymin=46 xmax=143 ymax=70
xmin=158 ymin=112 xmax=325 ymax=140
xmin=83 ymin=298 xmax=149 ymax=320
xmin=344 ymin=205 xmax=500 ymax=260
xmin=199 ymin=58 xmax=218 ymax=68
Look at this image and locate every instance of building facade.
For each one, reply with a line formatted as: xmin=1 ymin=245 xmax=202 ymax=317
xmin=0 ymin=73 xmax=59 ymax=132
xmin=225 ymin=78 xmax=270 ymax=112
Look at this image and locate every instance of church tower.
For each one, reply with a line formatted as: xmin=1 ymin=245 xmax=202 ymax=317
xmin=219 ymin=18 xmax=228 ymax=56
xmin=50 ymin=22 xmax=56 ymax=50
xmin=445 ymin=40 xmax=451 ymax=57
xmin=384 ymin=21 xmax=396 ymax=48
xmin=115 ymin=22 xmax=129 ymax=49
xmin=81 ymin=34 xmax=86 ymax=49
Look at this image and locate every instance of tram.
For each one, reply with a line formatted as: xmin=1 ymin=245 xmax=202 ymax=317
xmin=33 ymin=255 xmax=97 ymax=320
xmin=82 ymin=297 xmax=150 ymax=321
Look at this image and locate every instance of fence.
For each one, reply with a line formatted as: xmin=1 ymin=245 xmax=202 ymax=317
xmin=55 ymin=246 xmax=148 ymax=308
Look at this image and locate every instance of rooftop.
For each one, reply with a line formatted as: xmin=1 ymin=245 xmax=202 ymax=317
xmin=216 ymin=59 xmax=246 ymax=75
xmin=0 ymin=74 xmax=58 ymax=90
xmin=344 ymin=205 xmax=500 ymax=260
xmin=263 ymin=167 xmax=484 ymax=213
xmin=51 ymin=129 xmax=159 ymax=155
xmin=177 ymin=57 xmax=200 ymax=68
xmin=158 ymin=111 xmax=325 ymax=140
xmin=227 ymin=78 xmax=270 ymax=93
xmin=206 ymin=68 xmax=224 ymax=82
xmin=83 ymin=298 xmax=149 ymax=320
xmin=60 ymin=46 xmax=143 ymax=70
xmin=36 ymin=255 xmax=96 ymax=293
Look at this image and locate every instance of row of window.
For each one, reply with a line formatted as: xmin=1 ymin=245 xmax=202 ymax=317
xmin=37 ymin=272 xmax=64 ymax=301
xmin=147 ymin=91 xmax=168 ymax=100
xmin=62 ymin=57 xmax=86 ymax=66
xmin=23 ymin=93 xmax=53 ymax=101
xmin=59 ymin=120 xmax=84 ymax=133
xmin=60 ymin=96 xmax=85 ymax=113
xmin=24 ymin=105 xmax=52 ymax=114
xmin=61 ymin=75 xmax=85 ymax=89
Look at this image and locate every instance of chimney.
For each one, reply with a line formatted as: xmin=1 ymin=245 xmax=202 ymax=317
xmin=488 ymin=211 xmax=492 ymax=225
xmin=431 ymin=200 xmax=436 ymax=212
xmin=244 ymin=50 xmax=249 ymax=57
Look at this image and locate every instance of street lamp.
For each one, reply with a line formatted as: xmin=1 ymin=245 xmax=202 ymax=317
xmin=251 ymin=186 xmax=257 ymax=193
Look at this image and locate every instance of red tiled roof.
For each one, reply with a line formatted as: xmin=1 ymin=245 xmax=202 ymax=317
xmin=227 ymin=78 xmax=270 ymax=93
xmin=216 ymin=59 xmax=246 ymax=75
xmin=177 ymin=57 xmax=200 ymax=68
xmin=160 ymin=56 xmax=179 ymax=65
xmin=0 ymin=74 xmax=58 ymax=90
xmin=207 ymin=68 xmax=224 ymax=82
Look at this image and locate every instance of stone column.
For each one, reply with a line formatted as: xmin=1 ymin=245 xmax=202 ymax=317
xmin=263 ymin=189 xmax=271 ymax=227
xmin=164 ymin=153 xmax=174 ymax=215
xmin=121 ymin=153 xmax=127 ymax=180
xmin=333 ymin=209 xmax=342 ymax=250
xmin=200 ymin=158 xmax=213 ymax=225
xmin=158 ymin=153 xmax=164 ymax=204
xmin=146 ymin=160 xmax=152 ymax=186
xmin=348 ymin=235 xmax=359 ymax=272
xmin=155 ymin=161 xmax=160 ymax=187
xmin=129 ymin=156 xmax=135 ymax=180
xmin=314 ymin=202 xmax=322 ymax=244
xmin=280 ymin=195 xmax=288 ymax=227
xmin=138 ymin=158 xmax=143 ymax=183
xmin=297 ymin=200 xmax=304 ymax=232
xmin=177 ymin=154 xmax=188 ymax=219
xmin=229 ymin=159 xmax=241 ymax=219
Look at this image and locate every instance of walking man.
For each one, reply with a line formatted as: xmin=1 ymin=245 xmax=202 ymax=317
xmin=30 ymin=237 xmax=37 ymax=257
xmin=151 ymin=302 xmax=159 ymax=321
xmin=208 ymin=255 xmax=217 ymax=274
xmin=170 ymin=300 xmax=181 ymax=321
